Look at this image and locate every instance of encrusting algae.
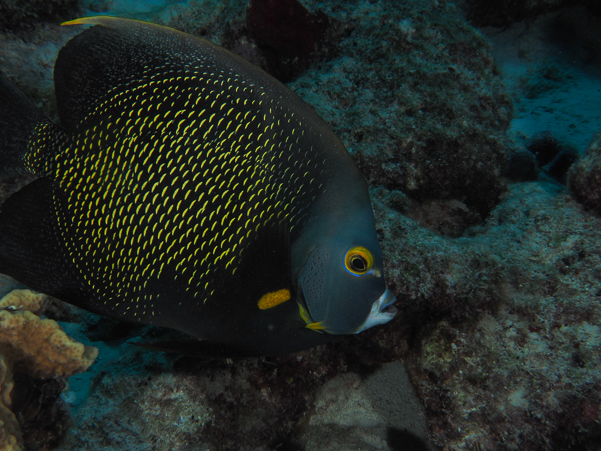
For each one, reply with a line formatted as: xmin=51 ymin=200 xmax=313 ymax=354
xmin=0 ymin=289 xmax=98 ymax=451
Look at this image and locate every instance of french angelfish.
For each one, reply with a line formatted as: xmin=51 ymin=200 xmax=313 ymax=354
xmin=0 ymin=17 xmax=397 ymax=357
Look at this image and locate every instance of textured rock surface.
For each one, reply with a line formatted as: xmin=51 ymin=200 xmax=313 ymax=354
xmin=289 ymin=0 xmax=511 ymax=233
xmin=460 ymin=0 xmax=601 ymax=27
xmin=0 ymin=0 xmax=80 ymax=32
xmin=460 ymin=0 xmax=569 ymax=27
xmin=165 ymin=0 xmax=247 ymax=48
xmin=568 ymin=132 xmax=601 ymax=215
xmin=247 ymin=0 xmax=332 ymax=82
xmin=295 ymin=361 xmax=432 ymax=451
xmin=0 ymin=356 xmax=21 ymax=451
xmin=374 ymin=181 xmax=601 ymax=449
xmin=0 ymin=25 xmax=76 ymax=122
xmin=56 ymin=340 xmax=351 ymax=451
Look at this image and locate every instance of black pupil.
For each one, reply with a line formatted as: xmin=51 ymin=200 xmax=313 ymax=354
xmin=351 ymin=255 xmax=367 ymax=272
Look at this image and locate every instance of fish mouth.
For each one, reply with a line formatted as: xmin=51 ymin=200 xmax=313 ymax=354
xmin=354 ymin=288 xmax=398 ymax=334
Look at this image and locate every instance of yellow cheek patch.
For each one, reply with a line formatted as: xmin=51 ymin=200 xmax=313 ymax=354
xmin=298 ymin=303 xmax=312 ymax=325
xmin=258 ymin=289 xmax=290 ymax=310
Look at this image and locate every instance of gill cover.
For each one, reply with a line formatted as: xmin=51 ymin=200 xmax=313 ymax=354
xmin=298 ymin=247 xmax=332 ymax=328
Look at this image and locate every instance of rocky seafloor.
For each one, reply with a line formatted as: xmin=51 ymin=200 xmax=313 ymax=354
xmin=0 ymin=0 xmax=600 ymax=450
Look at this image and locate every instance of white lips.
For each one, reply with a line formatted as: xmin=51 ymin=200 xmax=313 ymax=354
xmin=354 ymin=288 xmax=398 ymax=333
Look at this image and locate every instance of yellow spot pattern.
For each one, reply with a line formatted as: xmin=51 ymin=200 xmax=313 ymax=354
xmin=25 ymin=60 xmax=327 ymax=321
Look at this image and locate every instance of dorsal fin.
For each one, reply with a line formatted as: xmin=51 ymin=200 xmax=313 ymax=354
xmin=56 ymin=16 xmax=224 ymax=131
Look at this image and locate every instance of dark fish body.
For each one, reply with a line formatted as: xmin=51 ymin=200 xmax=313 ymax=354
xmin=0 ymin=17 xmax=396 ymax=356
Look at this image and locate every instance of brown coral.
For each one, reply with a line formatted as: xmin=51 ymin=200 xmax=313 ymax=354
xmin=0 ymin=289 xmax=46 ymax=315
xmin=0 ymin=356 xmax=20 ymax=451
xmin=0 ymin=289 xmax=98 ymax=451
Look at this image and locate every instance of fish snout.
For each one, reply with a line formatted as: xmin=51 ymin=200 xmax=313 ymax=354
xmin=354 ymin=288 xmax=397 ymax=334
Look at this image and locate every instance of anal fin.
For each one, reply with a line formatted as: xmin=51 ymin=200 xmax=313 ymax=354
xmin=131 ymin=338 xmax=256 ymax=359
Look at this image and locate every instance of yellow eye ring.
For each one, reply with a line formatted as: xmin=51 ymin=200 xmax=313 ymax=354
xmin=344 ymin=246 xmax=374 ymax=276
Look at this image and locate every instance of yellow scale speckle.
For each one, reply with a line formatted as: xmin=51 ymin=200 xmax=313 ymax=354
xmin=31 ymin=60 xmax=326 ymax=320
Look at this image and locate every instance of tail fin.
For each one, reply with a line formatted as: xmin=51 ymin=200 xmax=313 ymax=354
xmin=0 ymin=75 xmax=45 ymax=177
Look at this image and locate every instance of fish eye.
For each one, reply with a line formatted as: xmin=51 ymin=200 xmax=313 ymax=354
xmin=351 ymin=255 xmax=367 ymax=272
xmin=344 ymin=246 xmax=374 ymax=276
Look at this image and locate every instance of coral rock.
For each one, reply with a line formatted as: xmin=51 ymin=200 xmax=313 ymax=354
xmin=297 ymin=361 xmax=430 ymax=450
xmin=247 ymin=0 xmax=330 ymax=81
xmin=290 ymin=0 xmax=511 ymax=226
xmin=547 ymin=145 xmax=578 ymax=184
xmin=462 ymin=0 xmax=568 ymax=27
xmin=0 ymin=0 xmax=80 ymax=32
xmin=0 ymin=356 xmax=21 ymax=451
xmin=568 ymin=131 xmax=601 ymax=214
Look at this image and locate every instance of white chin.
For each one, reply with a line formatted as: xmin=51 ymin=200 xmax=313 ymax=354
xmin=354 ymin=288 xmax=397 ymax=333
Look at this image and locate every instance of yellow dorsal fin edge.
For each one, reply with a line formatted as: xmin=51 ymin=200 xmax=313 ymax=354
xmin=62 ymin=16 xmax=118 ymax=26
